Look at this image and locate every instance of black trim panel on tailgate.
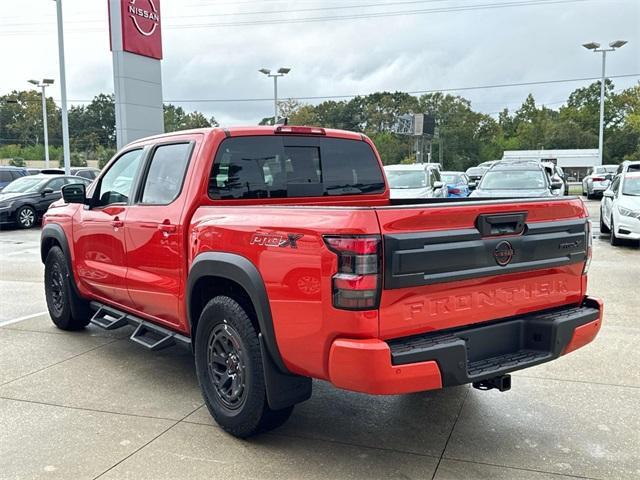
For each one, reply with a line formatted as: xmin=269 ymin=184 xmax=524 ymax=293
xmin=388 ymin=298 xmax=600 ymax=386
xmin=384 ymin=218 xmax=587 ymax=290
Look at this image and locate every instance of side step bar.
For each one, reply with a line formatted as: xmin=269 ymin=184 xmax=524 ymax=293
xmin=89 ymin=301 xmax=191 ymax=351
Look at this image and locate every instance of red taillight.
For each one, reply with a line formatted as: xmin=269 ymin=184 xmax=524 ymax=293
xmin=324 ymin=235 xmax=381 ymax=310
xmin=591 ymin=176 xmax=605 ymax=182
xmin=275 ymin=126 xmax=326 ymax=135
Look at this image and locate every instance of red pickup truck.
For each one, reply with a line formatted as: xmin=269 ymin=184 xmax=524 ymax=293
xmin=41 ymin=125 xmax=602 ymax=437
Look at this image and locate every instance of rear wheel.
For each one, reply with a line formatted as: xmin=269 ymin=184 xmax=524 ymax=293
xmin=44 ymin=246 xmax=90 ymax=330
xmin=16 ymin=206 xmax=36 ymax=229
xmin=194 ymin=296 xmax=294 ymax=438
xmin=599 ymin=208 xmax=610 ymax=234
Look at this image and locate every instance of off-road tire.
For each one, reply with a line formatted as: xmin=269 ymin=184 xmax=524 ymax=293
xmin=195 ymin=296 xmax=293 ymax=438
xmin=44 ymin=246 xmax=90 ymax=330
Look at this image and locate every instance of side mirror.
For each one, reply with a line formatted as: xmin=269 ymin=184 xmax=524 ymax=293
xmin=41 ymin=188 xmax=54 ymax=196
xmin=468 ymin=181 xmax=477 ymax=190
xmin=603 ymin=190 xmax=614 ymax=198
xmin=433 ymin=181 xmax=444 ymax=190
xmin=550 ymin=179 xmax=563 ymax=190
xmin=61 ymin=183 xmax=87 ymax=204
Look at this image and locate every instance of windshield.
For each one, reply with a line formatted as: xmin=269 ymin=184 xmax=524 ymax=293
xmin=622 ymin=175 xmax=640 ymax=196
xmin=2 ymin=177 xmax=48 ymax=193
xmin=441 ymin=174 xmax=461 ymax=184
xmin=386 ymin=170 xmax=426 ymax=189
xmin=480 ymin=170 xmax=547 ymax=190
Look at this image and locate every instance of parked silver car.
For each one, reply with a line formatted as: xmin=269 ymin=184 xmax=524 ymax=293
xmin=470 ymin=161 xmax=563 ymax=198
xmin=582 ymin=165 xmax=618 ymax=199
xmin=384 ymin=163 xmax=447 ymax=199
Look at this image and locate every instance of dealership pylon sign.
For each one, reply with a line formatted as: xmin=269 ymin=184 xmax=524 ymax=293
xmin=109 ymin=0 xmax=164 ymax=148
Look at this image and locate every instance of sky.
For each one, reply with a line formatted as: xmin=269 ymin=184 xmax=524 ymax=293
xmin=1 ymin=0 xmax=638 ymax=126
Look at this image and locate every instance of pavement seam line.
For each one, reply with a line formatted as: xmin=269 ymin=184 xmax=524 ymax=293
xmin=0 ymin=396 xmax=186 ymax=422
xmin=441 ymin=457 xmax=604 ymax=480
xmin=513 ymin=373 xmax=640 ymax=390
xmin=0 ymin=338 xmax=121 ymax=387
xmin=91 ymin=403 xmax=206 ymax=480
xmin=431 ymin=386 xmax=471 ymax=480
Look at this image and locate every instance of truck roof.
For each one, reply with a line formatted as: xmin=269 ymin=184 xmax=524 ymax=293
xmin=126 ymin=125 xmax=366 ymax=147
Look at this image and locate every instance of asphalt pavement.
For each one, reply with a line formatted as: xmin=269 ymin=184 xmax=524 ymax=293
xmin=0 ymin=199 xmax=638 ymax=480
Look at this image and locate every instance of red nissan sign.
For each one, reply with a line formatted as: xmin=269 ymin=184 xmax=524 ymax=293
xmin=112 ymin=0 xmax=163 ymax=60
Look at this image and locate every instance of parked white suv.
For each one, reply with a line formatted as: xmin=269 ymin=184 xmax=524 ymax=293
xmin=600 ymin=172 xmax=640 ymax=246
xmin=384 ymin=163 xmax=447 ymax=199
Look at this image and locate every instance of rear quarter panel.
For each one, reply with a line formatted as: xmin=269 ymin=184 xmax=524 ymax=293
xmin=190 ymin=205 xmax=380 ymax=379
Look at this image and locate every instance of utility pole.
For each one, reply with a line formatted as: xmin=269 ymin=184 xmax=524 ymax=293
xmin=582 ymin=40 xmax=628 ymax=165
xmin=28 ymin=79 xmax=54 ymax=168
xmin=54 ymin=0 xmax=71 ymax=174
xmin=259 ymin=68 xmax=291 ymax=124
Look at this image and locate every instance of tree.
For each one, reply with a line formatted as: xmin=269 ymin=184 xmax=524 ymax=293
xmin=164 ymin=104 xmax=217 ymax=131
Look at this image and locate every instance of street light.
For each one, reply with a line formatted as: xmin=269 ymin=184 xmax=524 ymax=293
xmin=28 ymin=78 xmax=55 ymax=169
xmin=53 ymin=0 xmax=71 ymax=175
xmin=582 ymin=39 xmax=628 ymax=165
xmin=259 ymin=67 xmax=291 ymax=124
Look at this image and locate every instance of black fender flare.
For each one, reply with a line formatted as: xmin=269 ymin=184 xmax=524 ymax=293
xmin=40 ymin=223 xmax=86 ymax=318
xmin=187 ymin=251 xmax=287 ymax=373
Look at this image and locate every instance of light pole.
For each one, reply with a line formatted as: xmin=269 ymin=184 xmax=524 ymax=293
xmin=582 ymin=40 xmax=628 ymax=165
xmin=28 ymin=79 xmax=55 ymax=169
xmin=259 ymin=68 xmax=291 ymax=124
xmin=53 ymin=0 xmax=71 ymax=174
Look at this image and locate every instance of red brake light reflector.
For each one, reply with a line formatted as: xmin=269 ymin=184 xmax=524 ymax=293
xmin=324 ymin=236 xmax=379 ymax=255
xmin=275 ymin=126 xmax=326 ymax=135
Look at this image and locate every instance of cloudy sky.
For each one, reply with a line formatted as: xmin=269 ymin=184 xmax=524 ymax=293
xmin=1 ymin=0 xmax=638 ymax=125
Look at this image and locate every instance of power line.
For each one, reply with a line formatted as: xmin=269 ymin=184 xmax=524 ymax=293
xmin=0 ymin=0 xmax=589 ymax=34
xmin=3 ymin=73 xmax=637 ymax=106
xmin=159 ymin=73 xmax=640 ymax=103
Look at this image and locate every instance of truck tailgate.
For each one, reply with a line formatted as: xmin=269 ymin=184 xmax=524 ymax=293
xmin=375 ymin=198 xmax=589 ymax=339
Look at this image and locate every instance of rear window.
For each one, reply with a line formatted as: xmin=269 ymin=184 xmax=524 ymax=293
xmin=209 ymin=136 xmax=385 ymax=199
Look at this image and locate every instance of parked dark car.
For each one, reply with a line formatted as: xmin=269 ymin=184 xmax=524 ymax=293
xmin=470 ymin=161 xmax=563 ymax=198
xmin=0 ymin=166 xmax=28 ymax=191
xmin=0 ymin=175 xmax=91 ymax=229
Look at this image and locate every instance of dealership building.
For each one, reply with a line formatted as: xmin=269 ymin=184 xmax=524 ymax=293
xmin=502 ymin=149 xmax=600 ymax=181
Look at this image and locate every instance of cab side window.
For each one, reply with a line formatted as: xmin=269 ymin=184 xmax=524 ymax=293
xmin=46 ymin=177 xmax=66 ymax=192
xmin=139 ymin=143 xmax=192 ymax=205
xmin=95 ymin=149 xmax=143 ymax=207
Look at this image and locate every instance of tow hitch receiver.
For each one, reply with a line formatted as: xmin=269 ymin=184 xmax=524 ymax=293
xmin=472 ymin=374 xmax=511 ymax=392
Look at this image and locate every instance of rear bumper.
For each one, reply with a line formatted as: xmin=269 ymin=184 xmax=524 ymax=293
xmin=328 ymin=297 xmax=602 ymax=394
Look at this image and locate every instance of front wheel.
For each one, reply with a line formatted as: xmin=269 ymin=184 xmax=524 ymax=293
xmin=610 ymin=217 xmax=623 ymax=246
xmin=194 ymin=296 xmax=294 ymax=438
xmin=16 ymin=206 xmax=37 ymax=229
xmin=600 ymin=208 xmax=610 ymax=234
xmin=44 ymin=246 xmax=90 ymax=330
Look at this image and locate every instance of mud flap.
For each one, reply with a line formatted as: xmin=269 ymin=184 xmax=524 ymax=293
xmin=259 ymin=333 xmax=312 ymax=410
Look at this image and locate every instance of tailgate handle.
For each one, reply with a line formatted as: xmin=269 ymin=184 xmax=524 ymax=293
xmin=476 ymin=212 xmax=527 ymax=237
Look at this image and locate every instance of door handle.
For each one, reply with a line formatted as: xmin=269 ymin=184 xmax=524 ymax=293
xmin=158 ymin=223 xmax=177 ymax=234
